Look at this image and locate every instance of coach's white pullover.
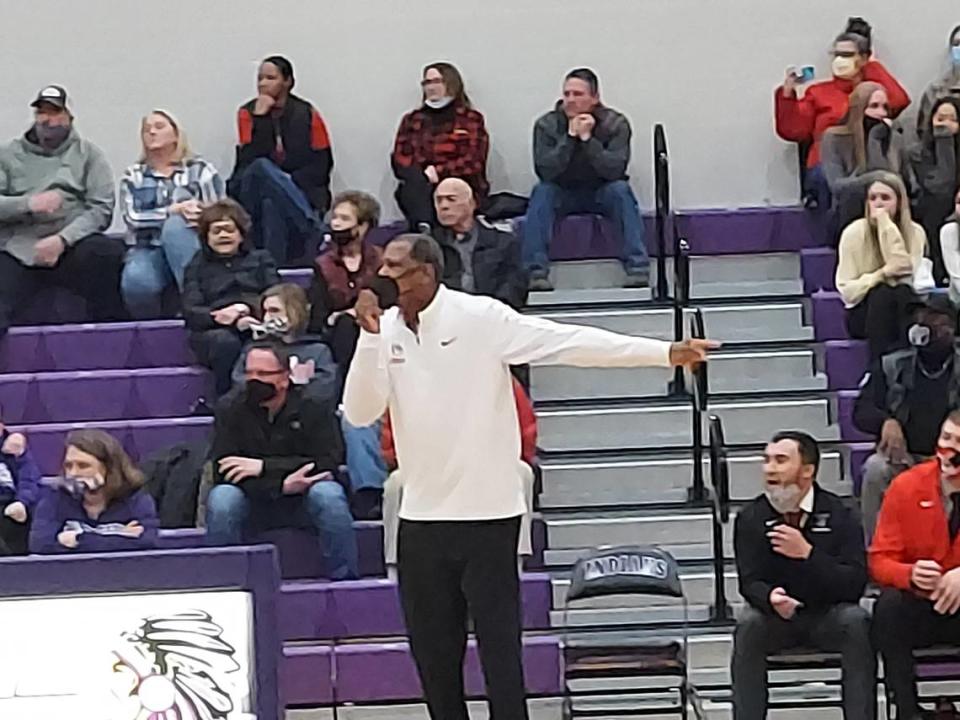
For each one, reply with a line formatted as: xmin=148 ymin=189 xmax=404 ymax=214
xmin=344 ymin=286 xmax=672 ymax=521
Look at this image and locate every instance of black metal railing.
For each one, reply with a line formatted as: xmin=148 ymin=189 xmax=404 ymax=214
xmin=653 ymin=124 xmax=670 ymax=302
xmin=688 ymin=309 xmax=707 ymax=503
xmin=708 ymin=414 xmax=734 ymax=622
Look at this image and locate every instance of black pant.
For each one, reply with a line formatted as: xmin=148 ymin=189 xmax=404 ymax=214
xmin=915 ymin=192 xmax=954 ymax=285
xmin=846 ymin=283 xmax=923 ymax=360
xmin=395 ymin=171 xmax=437 ymax=231
xmin=873 ymin=588 xmax=960 ymax=718
xmin=189 ymin=327 xmax=244 ymax=396
xmin=0 ymin=504 xmax=29 ymax=555
xmin=0 ymin=235 xmax=126 ymax=336
xmin=731 ymin=604 xmax=876 ymax=720
xmin=398 ymin=516 xmax=528 ymax=720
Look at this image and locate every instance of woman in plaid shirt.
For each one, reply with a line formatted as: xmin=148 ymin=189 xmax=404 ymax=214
xmin=119 ymin=110 xmax=225 ymax=318
xmin=391 ymin=63 xmax=489 ymax=232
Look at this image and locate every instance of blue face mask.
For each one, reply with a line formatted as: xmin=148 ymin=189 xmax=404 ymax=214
xmin=952 ymin=45 xmax=960 ymax=66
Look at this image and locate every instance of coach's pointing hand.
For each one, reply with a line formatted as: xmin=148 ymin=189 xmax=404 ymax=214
xmin=355 ymin=289 xmax=383 ymax=334
xmin=669 ymin=338 xmax=720 ymax=369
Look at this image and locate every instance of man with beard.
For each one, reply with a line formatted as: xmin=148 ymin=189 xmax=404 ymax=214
xmin=871 ymin=410 xmax=960 ymax=719
xmin=731 ymin=431 xmax=873 ymax=720
xmin=855 ymin=296 xmax=960 ymax=543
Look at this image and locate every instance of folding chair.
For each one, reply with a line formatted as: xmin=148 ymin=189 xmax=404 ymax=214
xmin=561 ymin=545 xmax=703 ymax=719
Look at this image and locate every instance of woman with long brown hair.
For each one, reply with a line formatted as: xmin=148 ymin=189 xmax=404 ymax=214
xmin=822 ymin=82 xmax=913 ymax=233
xmin=29 ymin=429 xmax=158 ymax=553
xmin=391 ymin=62 xmax=489 ymax=231
xmin=835 ymin=171 xmax=928 ymax=358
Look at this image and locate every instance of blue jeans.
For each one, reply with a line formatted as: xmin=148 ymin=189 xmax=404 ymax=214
xmin=205 ymin=481 xmax=359 ymax=579
xmin=121 ymin=214 xmax=200 ymax=318
xmin=341 ymin=417 xmax=386 ymax=492
xmin=234 ymin=158 xmax=318 ymax=264
xmin=522 ymin=179 xmax=649 ymax=277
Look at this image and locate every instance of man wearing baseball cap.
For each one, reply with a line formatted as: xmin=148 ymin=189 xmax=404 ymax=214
xmin=0 ymin=86 xmax=124 ymax=335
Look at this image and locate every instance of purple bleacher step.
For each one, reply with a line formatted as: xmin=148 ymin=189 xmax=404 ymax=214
xmin=837 ymin=389 xmax=872 ymax=444
xmin=824 ymin=340 xmax=868 ymax=390
xmin=811 ymin=291 xmax=848 ymax=341
xmin=159 ymin=522 xmax=546 ymax=581
xmin=278 ymin=573 xmax=551 ymax=642
xmin=0 ymin=367 xmax=211 ymax=424
xmin=801 ymin=247 xmax=837 ymax=294
xmin=11 ymin=416 xmax=213 ymax=476
xmin=0 ymin=321 xmax=193 ymax=372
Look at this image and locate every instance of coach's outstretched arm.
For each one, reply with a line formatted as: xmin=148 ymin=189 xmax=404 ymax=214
xmin=343 ymin=327 xmax=390 ymax=427
xmin=485 ymin=301 xmax=717 ymax=369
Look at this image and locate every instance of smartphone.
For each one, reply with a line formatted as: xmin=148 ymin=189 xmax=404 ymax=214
xmin=793 ymin=65 xmax=816 ymax=84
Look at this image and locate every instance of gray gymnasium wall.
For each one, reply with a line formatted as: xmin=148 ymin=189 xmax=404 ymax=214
xmin=0 ymin=0 xmax=957 ymax=220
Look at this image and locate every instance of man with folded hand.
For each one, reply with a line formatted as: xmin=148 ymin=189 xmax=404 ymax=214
xmin=732 ymin=430 xmax=873 ymax=720
xmin=871 ymin=410 xmax=960 ymax=719
xmin=205 ymin=341 xmax=357 ymax=579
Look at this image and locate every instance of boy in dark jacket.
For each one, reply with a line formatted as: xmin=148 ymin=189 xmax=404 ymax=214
xmin=732 ymin=431 xmax=874 ymax=720
xmin=523 ymin=68 xmax=649 ymax=290
xmin=183 ymin=199 xmax=279 ymax=396
xmin=0 ymin=422 xmax=41 ymax=554
xmin=227 ymin=56 xmax=333 ymax=263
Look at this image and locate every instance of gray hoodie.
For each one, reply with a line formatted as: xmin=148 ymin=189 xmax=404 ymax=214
xmin=0 ymin=127 xmax=114 ymax=266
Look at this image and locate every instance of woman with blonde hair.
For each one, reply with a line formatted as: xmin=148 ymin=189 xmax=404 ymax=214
xmin=821 ymin=82 xmax=913 ymax=233
xmin=120 ymin=110 xmax=226 ymax=317
xmin=835 ymin=171 xmax=928 ymax=358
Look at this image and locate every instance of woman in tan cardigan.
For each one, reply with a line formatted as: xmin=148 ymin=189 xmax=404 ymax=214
xmin=835 ymin=170 xmax=927 ymax=358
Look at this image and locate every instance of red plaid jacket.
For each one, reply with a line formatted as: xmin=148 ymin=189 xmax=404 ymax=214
xmin=391 ymin=103 xmax=489 ymax=197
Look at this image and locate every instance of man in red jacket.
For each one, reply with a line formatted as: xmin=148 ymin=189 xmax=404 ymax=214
xmin=775 ymin=31 xmax=909 ymax=208
xmin=871 ymin=409 xmax=960 ymax=719
xmin=380 ymin=376 xmax=537 ymax=580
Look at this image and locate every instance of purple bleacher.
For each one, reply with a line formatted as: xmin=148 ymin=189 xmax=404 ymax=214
xmin=811 ymin=291 xmax=848 ymax=341
xmin=1 ymin=367 xmax=210 ymax=424
xmin=278 ymin=573 xmax=551 ymax=641
xmin=824 ymin=340 xmax=868 ymax=390
xmin=282 ymin=645 xmax=333 ymax=707
xmin=848 ymin=441 xmax=873 ymax=496
xmin=279 ymin=268 xmax=311 ymax=289
xmin=837 ymin=389 xmax=872 ymax=443
xmin=330 ymin=636 xmax=562 ymax=704
xmin=0 ymin=321 xmax=193 ymax=372
xmin=10 ymin=416 xmax=213 ymax=475
xmin=801 ymin=247 xmax=837 ymax=294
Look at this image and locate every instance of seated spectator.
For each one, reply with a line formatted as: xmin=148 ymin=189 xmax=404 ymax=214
xmin=380 ymin=375 xmax=538 ymax=580
xmin=870 ymin=410 xmax=960 ymax=719
xmin=182 ymin=199 xmax=279 ymax=396
xmin=835 ymin=171 xmax=927 ymax=359
xmin=855 ymin=297 xmax=959 ymax=542
xmin=232 ymin=283 xmax=337 ymax=404
xmin=433 ymin=177 xmax=527 ymax=309
xmin=917 ymin=25 xmax=960 ymax=133
xmin=29 ymin=429 xmax=158 ymax=554
xmin=391 ymin=62 xmax=489 ymax=232
xmin=775 ymin=19 xmax=910 ymax=209
xmin=523 ymin=68 xmax=649 ymax=291
xmin=227 ymin=56 xmax=331 ymax=264
xmin=821 ymin=82 xmax=913 ymax=231
xmin=0 ymin=415 xmax=39 ymax=555
xmin=911 ymin=97 xmax=960 ymax=284
xmin=120 ymin=110 xmax=225 ymax=318
xmin=307 ymin=191 xmax=383 ymax=380
xmin=206 ymin=342 xmax=358 ymax=579
xmin=0 ymin=85 xmax=123 ymax=336
xmin=941 ymin=188 xmax=960 ymax=303
xmin=732 ymin=431 xmax=873 ymax=720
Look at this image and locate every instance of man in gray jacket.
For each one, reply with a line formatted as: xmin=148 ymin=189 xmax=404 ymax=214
xmin=523 ymin=68 xmax=649 ymax=291
xmin=0 ymin=86 xmax=124 ymax=335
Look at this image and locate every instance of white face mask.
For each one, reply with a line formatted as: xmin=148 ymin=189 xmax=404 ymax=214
xmin=765 ymin=483 xmax=804 ymax=514
xmin=832 ymin=56 xmax=858 ymax=79
xmin=425 ymin=96 xmax=454 ymax=110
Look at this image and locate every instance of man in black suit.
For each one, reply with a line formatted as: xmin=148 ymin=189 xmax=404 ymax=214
xmin=731 ymin=431 xmax=874 ymax=720
xmin=433 ymin=177 xmax=527 ymax=310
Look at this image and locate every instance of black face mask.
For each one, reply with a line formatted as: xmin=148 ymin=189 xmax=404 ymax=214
xmin=330 ymin=227 xmax=355 ymax=246
xmin=245 ymin=379 xmax=278 ymax=406
xmin=34 ymin=121 xmax=70 ymax=149
xmin=863 ymin=116 xmax=888 ymax=137
xmin=367 ymin=275 xmax=400 ymax=309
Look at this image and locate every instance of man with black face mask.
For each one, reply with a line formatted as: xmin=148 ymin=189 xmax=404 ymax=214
xmin=0 ymin=86 xmax=123 ymax=336
xmin=855 ymin=295 xmax=960 ymax=542
xmin=206 ymin=341 xmax=358 ymax=579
